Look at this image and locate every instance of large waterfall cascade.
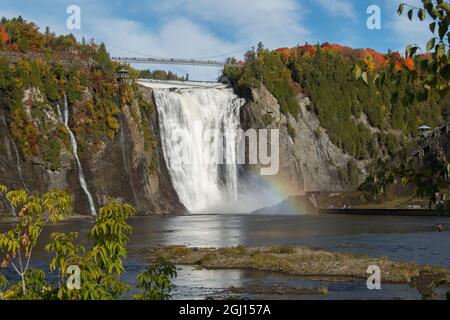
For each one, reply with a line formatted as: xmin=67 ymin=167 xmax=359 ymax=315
xmin=154 ymin=87 xmax=245 ymax=213
xmin=57 ymin=95 xmax=97 ymax=216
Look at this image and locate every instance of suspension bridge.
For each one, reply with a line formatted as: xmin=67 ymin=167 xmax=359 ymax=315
xmin=111 ymin=56 xmax=243 ymax=68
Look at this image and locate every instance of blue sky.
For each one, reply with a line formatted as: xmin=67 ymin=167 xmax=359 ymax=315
xmin=1 ymin=0 xmax=432 ymax=80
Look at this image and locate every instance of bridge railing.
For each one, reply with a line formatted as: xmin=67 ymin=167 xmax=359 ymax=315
xmin=112 ymin=57 xmax=243 ymax=68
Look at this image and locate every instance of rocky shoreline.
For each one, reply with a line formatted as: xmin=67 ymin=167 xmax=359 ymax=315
xmin=143 ymin=245 xmax=450 ymax=298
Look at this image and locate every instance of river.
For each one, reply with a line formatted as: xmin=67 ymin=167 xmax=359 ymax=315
xmin=1 ymin=213 xmax=449 ymax=299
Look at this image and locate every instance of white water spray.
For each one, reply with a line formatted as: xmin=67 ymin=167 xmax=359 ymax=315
xmin=57 ymin=95 xmax=97 ymax=216
xmin=154 ymin=87 xmax=244 ymax=213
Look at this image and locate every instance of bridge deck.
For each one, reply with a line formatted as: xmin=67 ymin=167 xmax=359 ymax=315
xmin=137 ymin=79 xmax=227 ymax=89
xmin=112 ymin=57 xmax=242 ymax=68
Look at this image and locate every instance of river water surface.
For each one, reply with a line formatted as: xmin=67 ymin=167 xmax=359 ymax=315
xmin=1 ymin=213 xmax=449 ymax=299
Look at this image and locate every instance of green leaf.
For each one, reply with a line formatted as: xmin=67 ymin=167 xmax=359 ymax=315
xmin=438 ymin=22 xmax=447 ymax=40
xmin=409 ymin=46 xmax=419 ymax=57
xmin=374 ymin=74 xmax=380 ymax=87
xmin=418 ymin=9 xmax=426 ymax=21
xmin=408 ymin=9 xmax=413 ymax=20
xmin=440 ymin=64 xmax=450 ymax=80
xmin=426 ymin=37 xmax=436 ymax=51
xmin=397 ymin=4 xmax=404 ymax=16
xmin=437 ymin=44 xmax=445 ymax=58
xmin=431 ymin=7 xmax=441 ymax=19
xmin=429 ymin=22 xmax=436 ymax=33
xmin=361 ymin=72 xmax=368 ymax=86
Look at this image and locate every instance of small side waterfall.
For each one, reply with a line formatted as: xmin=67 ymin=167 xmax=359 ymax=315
xmin=153 ymin=87 xmax=244 ymax=213
xmin=1 ymin=114 xmax=29 ymax=195
xmin=57 ymin=95 xmax=97 ymax=216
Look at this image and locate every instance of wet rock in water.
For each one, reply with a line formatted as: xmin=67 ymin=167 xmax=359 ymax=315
xmin=411 ymin=271 xmax=448 ymax=299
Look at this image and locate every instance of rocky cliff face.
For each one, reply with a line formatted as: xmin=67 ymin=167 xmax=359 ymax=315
xmin=0 ymin=85 xmax=184 ymax=215
xmin=240 ymin=86 xmax=368 ymax=195
xmin=1 ymin=81 xmax=373 ymax=216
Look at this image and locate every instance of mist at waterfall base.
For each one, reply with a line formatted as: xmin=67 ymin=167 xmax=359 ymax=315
xmin=154 ymin=87 xmax=282 ymax=214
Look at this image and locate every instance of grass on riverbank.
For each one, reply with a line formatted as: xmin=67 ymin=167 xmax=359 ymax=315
xmin=143 ymin=245 xmax=450 ymax=286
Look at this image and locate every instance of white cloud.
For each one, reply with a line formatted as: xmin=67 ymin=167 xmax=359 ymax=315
xmin=81 ymin=0 xmax=312 ymax=80
xmin=80 ymin=15 xmax=239 ymax=80
xmin=155 ymin=0 xmax=311 ymax=49
xmin=1 ymin=0 xmax=312 ymax=80
xmin=315 ymin=0 xmax=357 ymax=22
xmin=391 ymin=15 xmax=432 ymax=51
xmin=385 ymin=0 xmax=434 ymax=53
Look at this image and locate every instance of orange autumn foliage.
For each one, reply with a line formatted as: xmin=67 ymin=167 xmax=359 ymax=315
xmin=296 ymin=44 xmax=316 ymax=57
xmin=404 ymin=57 xmax=415 ymax=71
xmin=273 ymin=43 xmax=416 ymax=74
xmin=358 ymin=48 xmax=387 ymax=70
xmin=320 ymin=43 xmax=352 ymax=53
xmin=0 ymin=26 xmax=9 ymax=44
xmin=321 ymin=43 xmax=344 ymax=51
xmin=274 ymin=47 xmax=291 ymax=61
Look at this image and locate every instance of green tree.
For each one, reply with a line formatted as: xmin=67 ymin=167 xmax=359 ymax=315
xmin=134 ymin=259 xmax=177 ymax=300
xmin=95 ymin=42 xmax=113 ymax=74
xmin=45 ymin=200 xmax=136 ymax=300
xmin=0 ymin=185 xmax=72 ymax=297
xmin=0 ymin=271 xmax=8 ymax=300
xmin=0 ymin=182 xmax=178 ymax=301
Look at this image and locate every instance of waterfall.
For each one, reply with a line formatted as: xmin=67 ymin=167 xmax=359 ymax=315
xmin=1 ymin=114 xmax=29 ymax=194
xmin=57 ymin=95 xmax=97 ymax=216
xmin=154 ymin=87 xmax=244 ymax=213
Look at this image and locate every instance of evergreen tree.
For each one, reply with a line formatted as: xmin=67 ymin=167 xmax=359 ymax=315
xmin=95 ymin=42 xmax=113 ymax=74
